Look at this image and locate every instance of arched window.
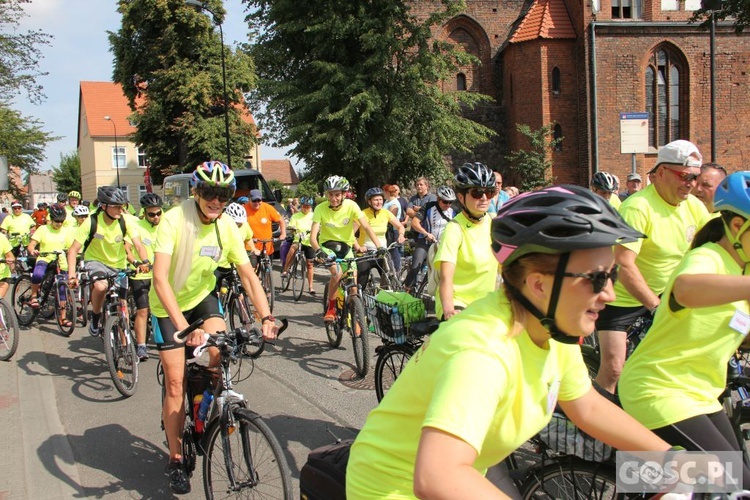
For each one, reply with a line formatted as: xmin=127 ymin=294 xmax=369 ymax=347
xmin=552 ymin=67 xmax=561 ymax=94
xmin=553 ymin=124 xmax=563 ymax=151
xmin=645 ymin=48 xmax=685 ymax=148
xmin=457 ymin=73 xmax=467 ymax=91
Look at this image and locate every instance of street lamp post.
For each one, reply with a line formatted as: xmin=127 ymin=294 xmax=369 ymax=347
xmin=185 ymin=0 xmax=232 ymax=168
xmin=103 ymin=116 xmax=121 ymax=189
xmin=702 ymin=0 xmax=723 ymax=163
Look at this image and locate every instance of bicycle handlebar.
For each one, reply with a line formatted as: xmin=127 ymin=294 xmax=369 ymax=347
xmin=176 ymin=316 xmax=289 ymax=343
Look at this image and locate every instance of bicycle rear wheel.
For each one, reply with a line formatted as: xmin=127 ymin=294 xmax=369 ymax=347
xmin=291 ymin=257 xmax=305 ymax=302
xmin=374 ymin=344 xmax=413 ymax=402
xmin=102 ymin=315 xmax=139 ymax=397
xmin=54 ymin=282 xmax=76 ymax=337
xmin=228 ymin=292 xmax=265 ymax=358
xmin=12 ymin=274 xmax=36 ymax=327
xmin=520 ymin=457 xmax=618 ymax=499
xmin=77 ymin=280 xmax=89 ymax=327
xmin=202 ymin=408 xmax=293 ymax=500
xmin=0 ymin=298 xmax=19 ymax=361
xmin=348 ymin=296 xmax=370 ymax=377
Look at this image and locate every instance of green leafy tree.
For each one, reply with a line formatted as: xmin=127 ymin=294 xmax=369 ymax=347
xmin=267 ymin=179 xmax=294 ymax=201
xmin=505 ymin=123 xmax=561 ymax=192
xmin=0 ymin=0 xmax=52 ymax=104
xmin=0 ymin=104 xmax=57 ymax=174
xmin=51 ymin=151 xmax=81 ymax=194
xmin=246 ymin=0 xmax=495 ymax=193
xmin=295 ymin=178 xmax=320 ymax=199
xmin=109 ymin=0 xmax=257 ymax=186
xmin=692 ymin=1 xmax=750 ymax=33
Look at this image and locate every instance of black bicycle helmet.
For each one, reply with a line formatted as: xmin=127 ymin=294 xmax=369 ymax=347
xmin=140 ymin=193 xmax=163 ymax=208
xmin=591 ymin=171 xmax=617 ymax=193
xmin=57 ymin=193 xmax=68 ymax=203
xmin=48 ymin=204 xmax=67 ymax=223
xmin=454 ymin=162 xmax=495 ymax=190
xmin=98 ymin=186 xmax=128 ymax=205
xmin=436 ymin=185 xmax=456 ymax=202
xmin=365 ymin=187 xmax=385 ymax=202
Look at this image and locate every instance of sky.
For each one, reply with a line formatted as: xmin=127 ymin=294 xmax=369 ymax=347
xmin=13 ymin=0 xmax=300 ymax=172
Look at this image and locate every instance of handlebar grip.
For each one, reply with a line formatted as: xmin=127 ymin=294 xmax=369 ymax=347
xmin=175 ymin=317 xmax=206 ymax=341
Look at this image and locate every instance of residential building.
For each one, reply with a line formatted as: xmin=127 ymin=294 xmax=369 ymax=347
xmin=261 ymin=159 xmax=300 ymax=190
xmin=27 ymin=172 xmax=58 ymax=208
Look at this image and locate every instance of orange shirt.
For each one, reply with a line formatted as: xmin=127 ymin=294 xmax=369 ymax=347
xmin=31 ymin=209 xmax=48 ymax=226
xmin=244 ymin=201 xmax=282 ymax=254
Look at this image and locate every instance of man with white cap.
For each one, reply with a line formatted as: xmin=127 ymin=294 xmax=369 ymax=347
xmin=619 ymin=172 xmax=643 ymax=201
xmin=595 ymin=140 xmax=711 ymax=396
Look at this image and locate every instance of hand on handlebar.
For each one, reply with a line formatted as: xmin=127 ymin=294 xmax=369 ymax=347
xmin=68 ymin=276 xmax=79 ymax=289
xmin=376 ymin=246 xmax=388 ymax=256
xmin=137 ymin=262 xmax=151 ymax=274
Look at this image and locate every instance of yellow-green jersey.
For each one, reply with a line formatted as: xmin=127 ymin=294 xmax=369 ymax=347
xmin=619 ymin=242 xmax=747 ymax=429
xmin=357 ymin=207 xmax=393 ymax=249
xmin=149 ymin=204 xmax=250 ymax=318
xmin=1 ymin=213 xmax=35 ymax=242
xmin=608 ymin=192 xmax=621 ymax=210
xmin=612 ymin=184 xmax=710 ymax=307
xmin=288 ymin=211 xmax=314 ymax=246
xmin=346 ymin=291 xmax=590 ymax=498
xmin=0 ymin=233 xmax=12 ymax=280
xmin=31 ymin=224 xmax=73 ymax=271
xmin=433 ymin=212 xmax=497 ymax=319
xmin=238 ymin=221 xmax=254 ymax=252
xmin=127 ymin=218 xmax=157 ymax=280
xmin=312 ymin=199 xmax=363 ymax=246
xmin=73 ymin=211 xmax=140 ymax=269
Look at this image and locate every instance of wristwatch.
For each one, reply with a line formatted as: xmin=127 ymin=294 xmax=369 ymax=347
xmin=261 ymin=315 xmax=276 ymax=324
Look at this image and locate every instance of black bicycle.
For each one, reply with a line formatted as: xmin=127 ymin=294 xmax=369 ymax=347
xmin=281 ymin=230 xmax=310 ymax=302
xmin=253 ymin=238 xmax=277 ymax=313
xmin=218 ymin=264 xmax=265 ymax=358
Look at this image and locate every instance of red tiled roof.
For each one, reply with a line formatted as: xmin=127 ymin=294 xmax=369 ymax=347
xmin=509 ymin=0 xmax=576 ymax=44
xmin=261 ymin=159 xmax=299 ymax=185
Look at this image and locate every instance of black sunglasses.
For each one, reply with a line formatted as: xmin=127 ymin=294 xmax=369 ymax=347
xmin=196 ymin=185 xmax=234 ymax=203
xmin=146 ymin=210 xmax=162 ymax=218
xmin=562 ymin=265 xmax=619 ymax=294
xmin=468 ymin=188 xmax=497 ymax=199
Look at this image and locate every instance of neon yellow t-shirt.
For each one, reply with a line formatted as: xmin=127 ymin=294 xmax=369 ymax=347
xmin=31 ymin=224 xmax=73 ymax=271
xmin=357 ymin=207 xmax=393 ymax=249
xmin=0 ymin=234 xmax=12 ymax=280
xmin=618 ymin=242 xmax=747 ymax=429
xmin=74 ymin=212 xmax=140 ymax=269
xmin=288 ymin=211 xmax=314 ymax=246
xmin=608 ymin=193 xmax=621 ymax=210
xmin=149 ymin=205 xmax=250 ymax=317
xmin=238 ymin=221 xmax=254 ymax=252
xmin=312 ymin=199 xmax=364 ymax=246
xmin=432 ymin=213 xmax=497 ymax=319
xmin=346 ymin=291 xmax=591 ymax=499
xmin=612 ymin=184 xmax=710 ymax=307
xmin=127 ymin=218 xmax=158 ymax=280
xmin=1 ymin=213 xmax=35 ymax=238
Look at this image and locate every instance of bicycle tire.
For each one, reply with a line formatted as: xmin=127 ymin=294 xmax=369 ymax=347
xmin=202 ymin=408 xmax=293 ymax=500
xmin=54 ymin=282 xmax=76 ymax=337
xmin=520 ymin=457 xmax=618 ymax=499
xmin=0 ymin=298 xmax=20 ymax=361
xmin=77 ymin=281 xmax=89 ymax=327
xmin=349 ymin=296 xmax=370 ymax=377
xmin=580 ymin=345 xmax=600 ymax=381
xmin=374 ymin=344 xmax=413 ymax=402
xmin=291 ymin=256 xmax=305 ymax=302
xmin=325 ymin=310 xmax=343 ymax=348
xmin=12 ymin=274 xmax=36 ymax=327
xmin=322 ymin=284 xmax=329 ymax=315
xmin=38 ymin=272 xmax=56 ymax=319
xmin=228 ymin=292 xmax=266 ymax=358
xmin=102 ymin=315 xmax=139 ymax=397
xmin=262 ymin=265 xmax=275 ymax=313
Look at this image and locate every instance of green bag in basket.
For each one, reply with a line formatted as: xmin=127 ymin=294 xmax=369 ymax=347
xmin=374 ymin=290 xmax=426 ymax=326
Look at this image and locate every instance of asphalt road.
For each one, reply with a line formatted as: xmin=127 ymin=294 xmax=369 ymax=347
xmin=11 ymin=267 xmax=381 ymax=499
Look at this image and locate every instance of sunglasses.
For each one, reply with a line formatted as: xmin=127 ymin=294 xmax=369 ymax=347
xmin=661 ymin=165 xmax=699 ymax=183
xmin=146 ymin=210 xmax=162 ymax=218
xmin=468 ymin=188 xmax=497 ymax=199
xmin=562 ymin=265 xmax=619 ymax=294
xmin=196 ymin=185 xmax=235 ymax=203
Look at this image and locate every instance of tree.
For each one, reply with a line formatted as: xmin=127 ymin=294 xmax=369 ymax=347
xmin=0 ymin=104 xmax=57 ymax=174
xmin=109 ymin=0 xmax=257 ymax=186
xmin=295 ymin=178 xmax=320 ymax=199
xmin=51 ymin=151 xmax=81 ymax=194
xmin=692 ymin=0 xmax=750 ymax=33
xmin=0 ymin=0 xmax=52 ymax=104
xmin=505 ymin=123 xmax=561 ymax=192
xmin=267 ymin=179 xmax=294 ymax=201
xmin=246 ymin=0 xmax=495 ymax=193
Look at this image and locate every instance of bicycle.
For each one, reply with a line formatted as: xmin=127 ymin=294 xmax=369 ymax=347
xmin=281 ymin=230 xmax=309 ymax=302
xmin=360 ymin=242 xmax=404 ymax=296
xmin=89 ymin=268 xmax=139 ymax=397
xmin=73 ymin=256 xmax=89 ymax=327
xmin=580 ymin=313 xmax=653 ymax=380
xmin=218 ymin=264 xmax=265 ymax=358
xmin=0 ymin=258 xmax=19 ymax=361
xmin=319 ymin=253 xmax=373 ymax=377
xmin=158 ymin=317 xmax=293 ymax=499
xmin=12 ymin=250 xmax=77 ymax=337
xmin=252 ymin=238 xmax=278 ymax=313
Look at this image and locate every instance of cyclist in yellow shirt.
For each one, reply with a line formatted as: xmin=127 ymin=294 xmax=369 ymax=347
xmin=591 ymin=171 xmax=621 ymax=210
xmin=282 ymin=196 xmax=316 ymax=294
xmin=1 ymin=201 xmax=36 ymax=253
xmin=347 ymin=185 xmax=674 ymax=499
xmin=0 ymin=233 xmax=14 ymax=298
xmin=72 ymin=205 xmax=89 ymax=226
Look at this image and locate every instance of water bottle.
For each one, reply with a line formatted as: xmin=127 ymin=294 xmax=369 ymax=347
xmin=335 ymin=288 xmax=344 ymax=309
xmin=728 ymin=356 xmax=742 ymax=380
xmin=195 ymin=390 xmax=213 ymax=433
xmin=192 ymin=394 xmax=203 ymax=430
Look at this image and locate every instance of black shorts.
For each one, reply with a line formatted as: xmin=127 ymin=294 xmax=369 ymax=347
xmin=595 ymin=304 xmax=649 ymax=332
xmin=300 ymin=244 xmax=315 ymax=261
xmin=130 ymin=278 xmax=151 ymax=310
xmin=152 ymin=292 xmax=224 ymax=351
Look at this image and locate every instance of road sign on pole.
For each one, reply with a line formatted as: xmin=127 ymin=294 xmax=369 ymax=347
xmin=619 ymin=112 xmax=649 ymax=154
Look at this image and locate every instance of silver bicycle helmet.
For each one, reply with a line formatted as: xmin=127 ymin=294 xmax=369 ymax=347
xmin=225 ymin=202 xmax=247 ymax=224
xmin=591 ymin=171 xmax=618 ymax=193
xmin=73 ymin=205 xmax=90 ymax=217
xmin=436 ymin=186 xmax=456 ymax=202
xmin=454 ymin=163 xmax=496 ymax=190
xmin=323 ymin=176 xmax=350 ymax=192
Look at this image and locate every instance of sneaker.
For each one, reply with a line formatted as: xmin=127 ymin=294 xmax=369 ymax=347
xmin=324 ymin=307 xmax=336 ymax=323
xmin=165 ymin=460 xmax=191 ymax=495
xmin=88 ymin=322 xmax=100 ymax=337
xmin=137 ymin=345 xmax=149 ymax=362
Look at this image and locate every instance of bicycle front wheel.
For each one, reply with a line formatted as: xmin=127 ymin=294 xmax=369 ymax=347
xmin=262 ymin=266 xmax=275 ymax=313
xmin=12 ymin=274 xmax=36 ymax=327
xmin=54 ymin=282 xmax=76 ymax=337
xmin=291 ymin=257 xmax=305 ymax=302
xmin=203 ymin=408 xmax=293 ymax=500
xmin=0 ymin=298 xmax=20 ymax=361
xmin=228 ymin=293 xmax=265 ymax=359
xmin=520 ymin=457 xmax=617 ymax=500
xmin=348 ymin=296 xmax=370 ymax=377
xmin=102 ymin=315 xmax=139 ymax=397
xmin=374 ymin=344 xmax=413 ymax=402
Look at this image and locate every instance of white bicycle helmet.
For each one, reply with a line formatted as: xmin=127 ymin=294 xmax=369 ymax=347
xmin=225 ymin=202 xmax=247 ymax=224
xmin=73 ymin=205 xmax=90 ymax=217
xmin=324 ymin=176 xmax=350 ymax=192
xmin=436 ymin=186 xmax=456 ymax=202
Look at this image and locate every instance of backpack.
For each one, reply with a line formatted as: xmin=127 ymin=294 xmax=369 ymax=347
xmin=81 ymin=209 xmax=127 ymax=255
xmin=299 ymin=439 xmax=354 ymax=500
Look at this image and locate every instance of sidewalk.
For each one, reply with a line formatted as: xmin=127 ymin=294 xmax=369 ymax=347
xmin=0 ymin=329 xmax=81 ymax=499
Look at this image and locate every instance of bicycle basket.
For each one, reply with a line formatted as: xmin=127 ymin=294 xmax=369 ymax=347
xmin=364 ymin=291 xmax=426 ymax=344
xmin=539 ymin=413 xmax=613 ymax=462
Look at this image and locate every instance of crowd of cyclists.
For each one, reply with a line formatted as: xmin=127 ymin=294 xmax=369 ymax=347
xmin=6 ymin=138 xmax=750 ymax=497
